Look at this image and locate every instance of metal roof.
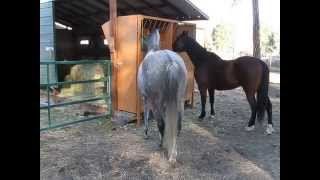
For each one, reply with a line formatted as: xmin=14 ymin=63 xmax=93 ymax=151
xmin=53 ymin=0 xmax=208 ymax=30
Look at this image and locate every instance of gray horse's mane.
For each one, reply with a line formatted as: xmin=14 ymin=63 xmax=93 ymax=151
xmin=145 ymin=28 xmax=160 ymax=52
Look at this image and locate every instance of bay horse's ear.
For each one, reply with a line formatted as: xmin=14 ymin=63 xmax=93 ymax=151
xmin=182 ymin=31 xmax=188 ymax=36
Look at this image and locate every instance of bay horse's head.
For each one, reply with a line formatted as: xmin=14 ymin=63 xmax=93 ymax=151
xmin=173 ymin=31 xmax=189 ymax=52
xmin=143 ymin=28 xmax=160 ymax=52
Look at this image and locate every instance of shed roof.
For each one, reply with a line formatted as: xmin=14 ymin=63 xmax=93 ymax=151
xmin=53 ymin=0 xmax=208 ymax=30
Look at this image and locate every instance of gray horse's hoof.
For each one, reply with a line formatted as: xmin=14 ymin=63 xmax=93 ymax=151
xmin=144 ymin=132 xmax=149 ymax=139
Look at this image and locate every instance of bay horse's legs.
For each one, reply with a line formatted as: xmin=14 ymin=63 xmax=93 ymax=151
xmin=208 ymin=89 xmax=216 ymax=118
xmin=157 ymin=117 xmax=165 ymax=147
xmin=266 ymin=97 xmax=274 ymax=134
xmin=244 ymin=90 xmax=257 ymax=131
xmin=198 ymin=87 xmax=207 ymax=120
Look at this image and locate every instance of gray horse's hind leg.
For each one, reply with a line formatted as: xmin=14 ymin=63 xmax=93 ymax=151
xmin=157 ymin=117 xmax=165 ymax=147
xmin=177 ymin=100 xmax=184 ymax=136
xmin=143 ymin=99 xmax=151 ymax=139
xmin=177 ymin=112 xmax=182 ymax=136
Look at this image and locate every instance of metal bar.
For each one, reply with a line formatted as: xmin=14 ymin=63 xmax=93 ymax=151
xmin=40 ymin=78 xmax=107 ymax=87
xmin=40 ymin=114 xmax=110 ymax=132
xmin=40 ymin=59 xmax=112 ymax=131
xmin=46 ymin=64 xmax=51 ymax=127
xmin=40 ymin=96 xmax=108 ymax=109
xmin=108 ymin=62 xmax=112 ymax=115
xmin=40 ymin=60 xmax=110 ymax=65
xmin=102 ymin=63 xmax=109 ymax=116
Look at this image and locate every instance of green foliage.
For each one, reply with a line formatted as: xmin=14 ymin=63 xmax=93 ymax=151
xmin=261 ymin=26 xmax=279 ymax=56
xmin=211 ymin=24 xmax=233 ymax=51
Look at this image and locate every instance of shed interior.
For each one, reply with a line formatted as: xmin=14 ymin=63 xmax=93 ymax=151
xmin=51 ymin=0 xmax=208 ymax=81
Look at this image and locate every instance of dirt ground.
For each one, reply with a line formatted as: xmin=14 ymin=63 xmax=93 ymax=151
xmin=40 ymin=81 xmax=280 ymax=180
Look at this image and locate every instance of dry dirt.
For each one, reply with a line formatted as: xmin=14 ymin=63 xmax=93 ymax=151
xmin=40 ymin=81 xmax=280 ymax=180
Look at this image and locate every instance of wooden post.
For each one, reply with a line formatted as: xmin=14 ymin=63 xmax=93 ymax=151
xmin=136 ymin=16 xmax=142 ymax=127
xmin=109 ymin=0 xmax=118 ymax=116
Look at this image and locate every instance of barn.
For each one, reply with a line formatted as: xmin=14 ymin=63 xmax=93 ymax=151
xmin=40 ymin=0 xmax=208 ymax=129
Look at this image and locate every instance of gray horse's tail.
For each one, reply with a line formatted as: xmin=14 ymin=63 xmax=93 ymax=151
xmin=163 ymin=64 xmax=179 ymax=162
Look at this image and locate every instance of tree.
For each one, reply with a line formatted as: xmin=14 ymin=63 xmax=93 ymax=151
xmin=252 ymin=0 xmax=261 ymax=58
xmin=211 ymin=24 xmax=233 ymax=52
xmin=261 ymin=26 xmax=277 ymax=57
xmin=233 ymin=0 xmax=261 ymax=58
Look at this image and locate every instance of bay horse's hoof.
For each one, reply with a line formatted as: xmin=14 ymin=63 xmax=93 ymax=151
xmin=210 ymin=115 xmax=216 ymax=119
xmin=245 ymin=125 xmax=255 ymax=131
xmin=266 ymin=124 xmax=274 ymax=135
xmin=198 ymin=115 xmax=205 ymax=120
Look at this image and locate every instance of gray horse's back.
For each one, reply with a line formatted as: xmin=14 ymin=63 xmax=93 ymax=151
xmin=137 ymin=48 xmax=187 ymax=162
xmin=138 ymin=50 xmax=187 ymax=101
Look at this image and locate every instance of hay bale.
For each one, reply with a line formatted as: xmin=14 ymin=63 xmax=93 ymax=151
xmin=60 ymin=64 xmax=106 ymax=97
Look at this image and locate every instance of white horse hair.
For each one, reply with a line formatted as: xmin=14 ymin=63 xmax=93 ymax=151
xmin=138 ymin=29 xmax=187 ymax=162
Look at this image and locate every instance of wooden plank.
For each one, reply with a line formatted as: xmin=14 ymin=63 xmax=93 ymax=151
xmin=139 ymin=0 xmax=166 ymax=17
xmin=116 ymin=15 xmax=139 ymax=114
xmin=40 ymin=25 xmax=54 ymax=34
xmin=174 ymin=24 xmax=196 ymax=106
xmin=40 ymin=0 xmax=56 ymax=84
xmin=40 ymin=16 xmax=53 ymax=26
xmin=135 ymin=15 xmax=142 ymax=127
xmin=40 ymin=7 xmax=53 ymax=17
xmin=162 ymin=0 xmax=189 ymax=19
xmin=40 ymin=41 xmax=54 ymax=48
xmin=109 ymin=0 xmax=118 ymax=116
xmin=40 ymin=34 xmax=53 ymax=41
xmin=40 ymin=2 xmax=52 ymax=9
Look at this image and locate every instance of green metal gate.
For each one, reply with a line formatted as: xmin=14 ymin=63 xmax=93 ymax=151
xmin=40 ymin=60 xmax=112 ymax=131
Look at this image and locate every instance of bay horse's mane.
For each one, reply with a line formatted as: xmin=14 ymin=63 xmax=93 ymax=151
xmin=183 ymin=35 xmax=224 ymax=67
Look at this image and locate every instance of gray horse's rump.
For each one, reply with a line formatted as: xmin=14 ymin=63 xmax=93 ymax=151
xmin=138 ymin=49 xmax=187 ymax=162
xmin=138 ymin=28 xmax=187 ymax=162
xmin=139 ymin=50 xmax=187 ymax=104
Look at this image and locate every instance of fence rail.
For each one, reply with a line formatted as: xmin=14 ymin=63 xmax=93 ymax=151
xmin=40 ymin=60 xmax=112 ymax=131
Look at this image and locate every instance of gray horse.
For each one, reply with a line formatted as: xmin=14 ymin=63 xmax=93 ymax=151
xmin=137 ymin=29 xmax=187 ymax=162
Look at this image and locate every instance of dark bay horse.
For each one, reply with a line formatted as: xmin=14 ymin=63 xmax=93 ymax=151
xmin=173 ymin=31 xmax=274 ymax=134
xmin=138 ymin=29 xmax=188 ymax=162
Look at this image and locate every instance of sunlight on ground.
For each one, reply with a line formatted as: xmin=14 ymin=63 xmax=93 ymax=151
xmin=270 ymin=72 xmax=280 ymax=84
xmin=189 ymin=122 xmax=273 ymax=179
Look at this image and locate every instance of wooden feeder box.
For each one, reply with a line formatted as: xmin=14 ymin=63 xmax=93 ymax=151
xmin=102 ymin=15 xmax=196 ymax=125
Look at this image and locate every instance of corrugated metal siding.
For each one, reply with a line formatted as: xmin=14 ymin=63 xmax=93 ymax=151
xmin=40 ymin=1 xmax=57 ymax=84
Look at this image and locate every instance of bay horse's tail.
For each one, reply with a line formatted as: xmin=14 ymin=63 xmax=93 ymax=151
xmin=163 ymin=64 xmax=180 ymax=162
xmin=256 ymin=61 xmax=270 ymax=122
